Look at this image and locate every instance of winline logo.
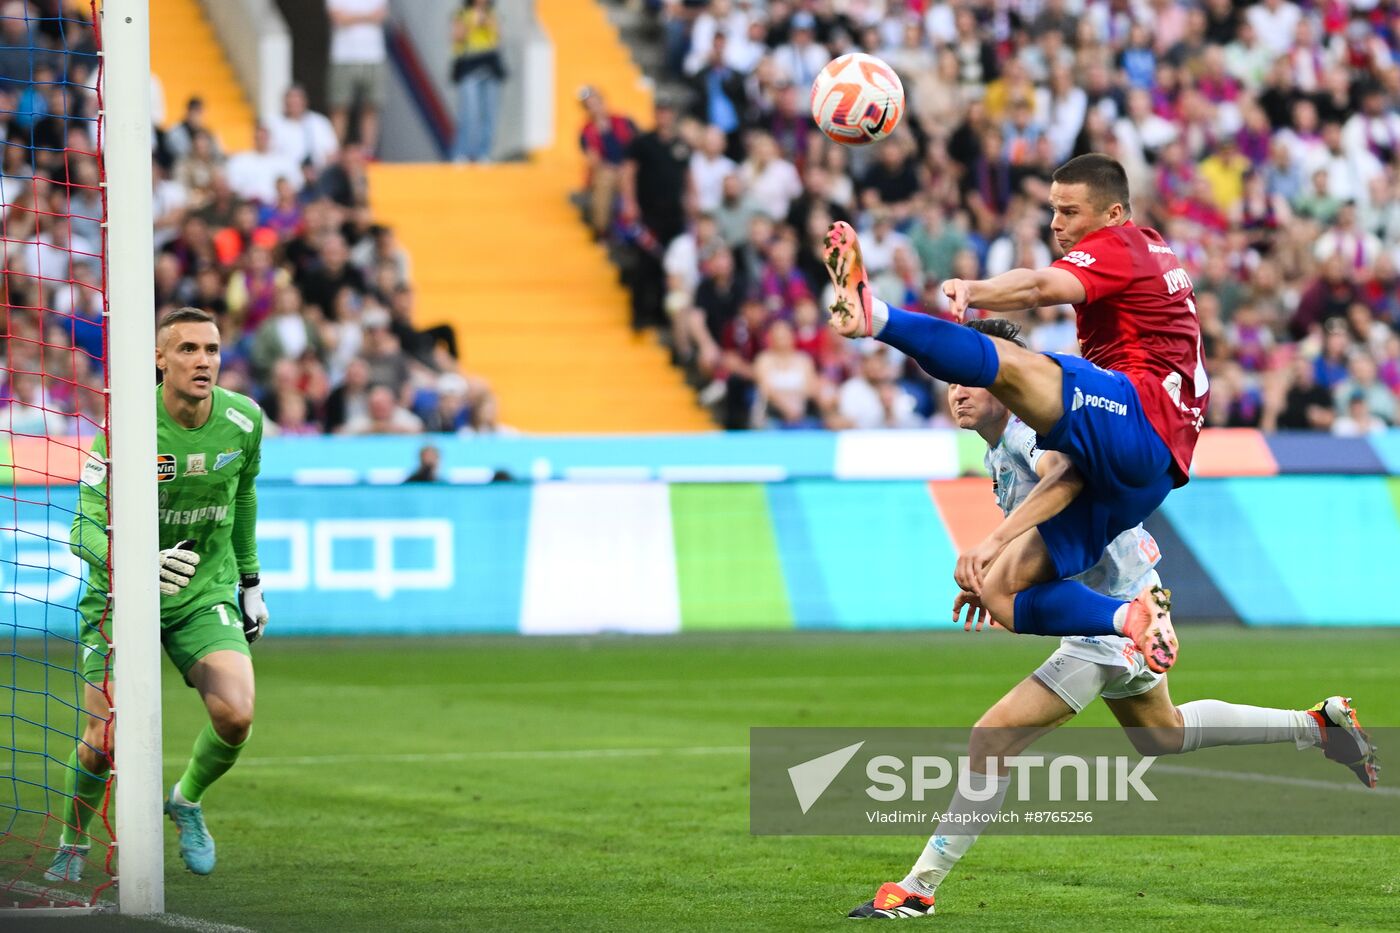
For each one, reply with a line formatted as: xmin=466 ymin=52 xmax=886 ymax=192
xmin=787 ymin=741 xmax=1156 ymax=815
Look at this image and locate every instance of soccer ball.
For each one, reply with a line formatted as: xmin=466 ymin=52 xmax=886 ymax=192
xmin=809 ymin=52 xmax=905 ymax=146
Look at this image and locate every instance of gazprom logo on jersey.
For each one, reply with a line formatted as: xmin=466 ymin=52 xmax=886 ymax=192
xmin=1071 ymin=387 xmax=1128 ymax=416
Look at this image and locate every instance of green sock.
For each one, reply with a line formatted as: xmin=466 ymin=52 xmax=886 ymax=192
xmin=59 ymin=749 xmax=110 ymax=846
xmin=176 ymin=723 xmax=248 ymax=804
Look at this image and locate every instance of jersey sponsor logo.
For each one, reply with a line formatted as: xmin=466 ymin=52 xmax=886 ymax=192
xmin=1162 ymin=267 xmax=1192 ymax=294
xmin=1147 ymin=243 xmax=1175 ymax=255
xmin=226 ymin=407 xmax=254 ymax=433
xmin=157 ymin=454 xmax=176 ymax=483
xmin=1071 ymin=387 xmax=1127 ymax=416
xmin=80 ymin=453 xmax=107 ymax=487
xmin=213 ymin=449 xmax=243 ymax=471
xmin=160 ymin=504 xmax=229 ymax=526
xmin=1061 ymin=250 xmax=1096 ymax=268
xmin=186 ymin=453 xmax=207 ymax=476
xmin=1161 ymin=372 xmax=1206 ymax=432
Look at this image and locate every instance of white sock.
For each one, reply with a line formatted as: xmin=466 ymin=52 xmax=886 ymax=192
xmin=1111 ymin=602 xmax=1130 ymax=634
xmin=1177 ymin=699 xmax=1320 ymax=753
xmin=901 ymin=772 xmax=1011 ymax=896
xmin=871 ymin=297 xmax=890 ymax=336
xmin=170 ymin=782 xmax=195 ymax=807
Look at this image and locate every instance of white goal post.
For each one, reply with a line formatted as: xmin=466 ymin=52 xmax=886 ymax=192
xmin=104 ymin=0 xmax=165 ymax=916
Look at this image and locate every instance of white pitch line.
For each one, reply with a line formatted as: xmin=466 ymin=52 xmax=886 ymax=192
xmin=220 ymin=745 xmax=749 ymax=769
xmin=152 ymin=913 xmax=258 ymax=933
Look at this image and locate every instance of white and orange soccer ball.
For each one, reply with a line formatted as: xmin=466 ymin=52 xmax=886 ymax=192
xmin=809 ymin=52 xmax=905 ymax=146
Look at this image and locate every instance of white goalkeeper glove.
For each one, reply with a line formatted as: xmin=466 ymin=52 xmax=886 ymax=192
xmin=158 ymin=540 xmax=200 ymax=596
xmin=239 ymin=574 xmax=268 ymax=644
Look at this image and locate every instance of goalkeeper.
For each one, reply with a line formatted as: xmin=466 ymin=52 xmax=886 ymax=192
xmin=48 ymin=307 xmax=269 ymax=882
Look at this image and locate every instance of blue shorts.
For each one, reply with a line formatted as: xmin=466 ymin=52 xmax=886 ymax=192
xmin=1036 ymin=353 xmax=1174 ymax=580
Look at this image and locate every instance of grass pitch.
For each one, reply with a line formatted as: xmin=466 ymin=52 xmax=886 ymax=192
xmin=13 ymin=627 xmax=1400 ymax=932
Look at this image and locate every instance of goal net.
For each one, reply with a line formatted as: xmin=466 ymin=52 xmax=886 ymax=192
xmin=0 ymin=0 xmax=117 ymax=911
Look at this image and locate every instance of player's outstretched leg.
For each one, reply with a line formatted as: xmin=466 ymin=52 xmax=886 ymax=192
xmin=822 ymin=222 xmax=1065 ymax=435
xmin=848 ymin=882 xmax=936 ymax=920
xmin=1120 ymin=585 xmax=1178 ymax=674
xmin=165 ymin=783 xmax=216 ymax=875
xmin=1309 ymin=696 xmax=1379 ymax=788
xmin=849 ymin=677 xmax=1070 ymax=919
xmin=1112 ymin=685 xmax=1378 ymax=788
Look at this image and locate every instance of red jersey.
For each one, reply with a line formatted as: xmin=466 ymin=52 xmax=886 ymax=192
xmin=1050 ymin=222 xmax=1209 ymax=485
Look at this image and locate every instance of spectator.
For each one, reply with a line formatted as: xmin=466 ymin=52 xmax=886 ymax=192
xmin=296 ymin=232 xmax=366 ymax=318
xmin=464 ymin=392 xmax=515 ymax=436
xmin=326 ymin=0 xmax=388 ymax=152
xmin=577 ymin=86 xmax=636 ymax=237
xmin=1331 ymin=353 xmax=1394 ymax=426
xmin=226 ymin=124 xmax=300 ymax=205
xmin=689 ymin=125 xmax=737 ymax=214
xmin=226 ymin=242 xmax=289 ymax=334
xmin=250 ymin=286 xmax=325 ymax=384
xmin=770 ymin=12 xmax=825 ymax=89
xmin=267 ymin=85 xmax=339 ymax=172
xmin=316 ymin=143 xmax=371 ymax=208
xmin=1314 ymin=202 xmax=1384 ymax=269
xmin=621 ymin=98 xmax=692 ymax=330
xmin=421 ymin=373 xmax=473 ymax=433
xmin=753 ymin=319 xmax=819 ymax=429
xmin=164 ymin=96 xmax=220 ymax=164
xmin=450 ymin=0 xmax=504 ymax=164
xmin=688 ymin=29 xmax=747 ymax=156
xmin=1333 ymin=391 xmax=1387 ymax=437
xmin=834 ymin=346 xmax=921 ymax=430
xmin=270 ymin=392 xmax=320 ymax=437
xmin=324 ymin=356 xmax=373 ymax=433
xmin=340 ymin=384 xmax=424 ymax=435
xmin=741 ymin=131 xmax=802 ymax=222
xmin=405 ymin=444 xmax=442 ymax=482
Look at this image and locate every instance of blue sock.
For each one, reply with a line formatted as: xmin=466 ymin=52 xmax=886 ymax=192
xmin=1012 ymin=580 xmax=1122 ymax=637
xmin=880 ymin=306 xmax=1001 ymax=387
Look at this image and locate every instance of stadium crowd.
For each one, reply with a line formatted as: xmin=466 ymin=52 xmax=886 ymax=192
xmin=0 ymin=0 xmax=493 ymax=440
xmin=589 ymin=0 xmax=1400 ymax=434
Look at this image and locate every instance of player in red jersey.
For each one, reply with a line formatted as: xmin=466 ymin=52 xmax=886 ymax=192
xmin=822 ymin=154 xmax=1206 ymax=671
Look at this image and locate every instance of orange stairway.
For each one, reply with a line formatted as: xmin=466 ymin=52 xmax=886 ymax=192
xmin=148 ymin=0 xmax=254 ymax=151
xmin=367 ymin=0 xmax=713 ymax=433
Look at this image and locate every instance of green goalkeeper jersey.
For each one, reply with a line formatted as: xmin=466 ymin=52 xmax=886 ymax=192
xmin=73 ymin=386 xmax=263 ymax=623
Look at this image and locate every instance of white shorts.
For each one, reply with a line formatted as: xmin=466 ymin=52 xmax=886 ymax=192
xmin=1032 ymin=635 xmax=1163 ymax=713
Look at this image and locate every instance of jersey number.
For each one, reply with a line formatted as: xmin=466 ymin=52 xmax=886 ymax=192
xmin=214 ymin=604 xmax=237 ymax=627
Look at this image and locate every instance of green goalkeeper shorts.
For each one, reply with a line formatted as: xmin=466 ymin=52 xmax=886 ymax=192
xmin=81 ymin=600 xmax=251 ymax=687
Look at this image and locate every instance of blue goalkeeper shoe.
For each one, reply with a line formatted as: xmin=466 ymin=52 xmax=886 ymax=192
xmin=165 ymin=786 xmax=216 ymax=875
xmin=43 ymin=843 xmax=88 ymax=883
xmin=1308 ymin=696 xmax=1379 ymax=788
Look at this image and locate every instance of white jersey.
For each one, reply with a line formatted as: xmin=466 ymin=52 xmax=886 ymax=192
xmin=985 ymin=417 xmax=1161 ymax=661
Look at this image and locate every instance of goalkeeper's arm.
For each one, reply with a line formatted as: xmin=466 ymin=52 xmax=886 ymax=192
xmin=233 ymin=463 xmax=268 ymax=642
xmin=70 ymin=445 xmax=110 ymax=569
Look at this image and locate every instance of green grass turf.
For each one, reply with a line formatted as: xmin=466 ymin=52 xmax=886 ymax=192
xmin=9 ymin=627 xmax=1400 ymax=932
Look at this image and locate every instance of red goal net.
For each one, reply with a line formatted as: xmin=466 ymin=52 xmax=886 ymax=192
xmin=0 ymin=0 xmax=116 ymax=911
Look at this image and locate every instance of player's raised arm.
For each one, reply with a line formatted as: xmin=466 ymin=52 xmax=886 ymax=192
xmin=954 ymin=451 xmax=1085 ymax=594
xmin=943 ymin=266 xmax=1087 ymax=320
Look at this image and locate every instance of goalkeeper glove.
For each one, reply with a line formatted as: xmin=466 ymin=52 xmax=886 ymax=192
xmin=158 ymin=539 xmax=200 ymax=596
xmin=239 ymin=574 xmax=268 ymax=644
